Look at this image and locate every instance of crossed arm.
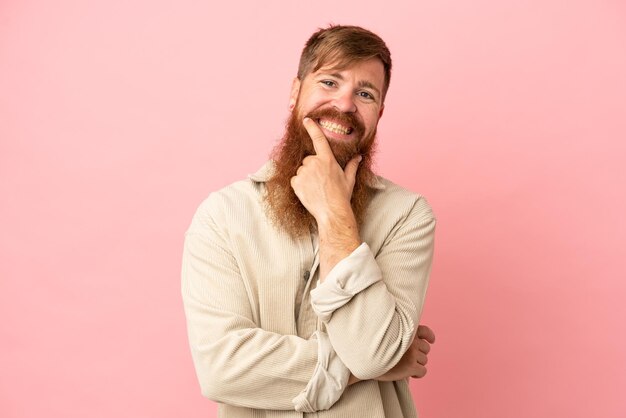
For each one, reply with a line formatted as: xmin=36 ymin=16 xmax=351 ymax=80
xmin=181 ymin=207 xmax=434 ymax=410
xmin=292 ymin=117 xmax=435 ymax=380
xmin=181 ymin=117 xmax=435 ymax=411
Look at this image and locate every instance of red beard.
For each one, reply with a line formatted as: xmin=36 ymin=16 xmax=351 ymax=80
xmin=264 ymin=107 xmax=378 ymax=238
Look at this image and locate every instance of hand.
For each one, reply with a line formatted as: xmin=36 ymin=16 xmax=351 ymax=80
xmin=291 ymin=117 xmax=363 ymax=280
xmin=289 ymin=117 xmax=362 ymax=225
xmin=373 ymin=324 xmax=436 ymax=382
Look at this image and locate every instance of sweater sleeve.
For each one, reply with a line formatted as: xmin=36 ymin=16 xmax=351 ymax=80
xmin=292 ymin=331 xmax=351 ymax=412
xmin=310 ymin=198 xmax=436 ymax=380
xmin=310 ymin=242 xmax=383 ymax=322
xmin=181 ymin=198 xmax=348 ymax=411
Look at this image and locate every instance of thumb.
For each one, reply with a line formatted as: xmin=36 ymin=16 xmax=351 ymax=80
xmin=344 ymin=154 xmax=362 ymax=189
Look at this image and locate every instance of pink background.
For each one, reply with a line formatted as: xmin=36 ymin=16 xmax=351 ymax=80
xmin=1 ymin=0 xmax=625 ymax=417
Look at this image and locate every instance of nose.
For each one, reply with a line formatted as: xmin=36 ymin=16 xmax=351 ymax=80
xmin=332 ymin=90 xmax=357 ymax=113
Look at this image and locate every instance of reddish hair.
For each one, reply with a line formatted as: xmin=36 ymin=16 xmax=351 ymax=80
xmin=297 ymin=25 xmax=392 ymax=101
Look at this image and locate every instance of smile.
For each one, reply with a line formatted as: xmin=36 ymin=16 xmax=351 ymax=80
xmin=318 ymin=119 xmax=353 ymax=135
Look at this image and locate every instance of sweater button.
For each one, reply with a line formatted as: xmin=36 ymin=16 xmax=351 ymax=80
xmin=303 ymin=270 xmax=310 ymax=281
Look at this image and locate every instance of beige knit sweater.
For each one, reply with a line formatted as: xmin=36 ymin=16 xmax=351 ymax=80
xmin=181 ymin=162 xmax=436 ymax=417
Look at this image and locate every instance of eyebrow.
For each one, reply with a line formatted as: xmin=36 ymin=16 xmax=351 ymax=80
xmin=320 ymin=72 xmax=382 ymax=98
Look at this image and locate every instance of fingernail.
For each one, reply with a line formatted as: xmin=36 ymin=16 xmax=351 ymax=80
xmin=303 ymin=117 xmax=310 ymax=123
xmin=357 ymin=155 xmax=363 ymax=162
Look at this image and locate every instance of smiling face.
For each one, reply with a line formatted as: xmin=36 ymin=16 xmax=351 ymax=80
xmin=265 ymin=25 xmax=392 ymax=238
xmin=264 ymin=58 xmax=387 ymax=238
xmin=289 ymin=58 xmax=386 ymax=153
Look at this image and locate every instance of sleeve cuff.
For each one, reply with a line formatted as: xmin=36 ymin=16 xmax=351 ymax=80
xmin=310 ymin=243 xmax=383 ymax=322
xmin=292 ymin=331 xmax=351 ymax=412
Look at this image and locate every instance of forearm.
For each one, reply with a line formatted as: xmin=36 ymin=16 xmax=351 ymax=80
xmin=183 ymin=223 xmax=350 ymax=411
xmin=324 ymin=281 xmax=416 ymax=379
xmin=317 ymin=206 xmax=361 ymax=282
xmin=184 ymin=303 xmax=350 ymax=411
xmin=312 ymin=211 xmax=436 ymax=379
xmin=185 ymin=319 xmax=319 ymax=409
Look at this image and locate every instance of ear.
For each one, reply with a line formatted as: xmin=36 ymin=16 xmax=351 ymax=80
xmin=378 ymin=104 xmax=385 ymax=119
xmin=288 ymin=77 xmax=301 ymax=111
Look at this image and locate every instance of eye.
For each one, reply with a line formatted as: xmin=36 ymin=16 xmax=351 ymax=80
xmin=358 ymin=91 xmax=375 ymax=101
xmin=321 ymin=80 xmax=336 ymax=87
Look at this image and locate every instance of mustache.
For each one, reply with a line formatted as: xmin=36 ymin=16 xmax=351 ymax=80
xmin=303 ymin=108 xmax=365 ymax=140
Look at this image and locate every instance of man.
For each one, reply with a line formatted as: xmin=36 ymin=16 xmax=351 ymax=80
xmin=182 ymin=25 xmax=436 ymax=417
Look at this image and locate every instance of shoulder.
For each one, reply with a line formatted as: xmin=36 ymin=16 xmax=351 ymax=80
xmin=187 ymin=177 xmax=264 ymax=234
xmin=369 ymin=175 xmax=436 ymax=223
xmin=362 ymin=176 xmax=436 ymax=254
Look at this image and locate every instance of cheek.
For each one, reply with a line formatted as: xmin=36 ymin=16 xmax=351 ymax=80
xmin=296 ymin=98 xmax=319 ymax=115
xmin=304 ymin=89 xmax=333 ymax=106
xmin=363 ymin=114 xmax=379 ymax=131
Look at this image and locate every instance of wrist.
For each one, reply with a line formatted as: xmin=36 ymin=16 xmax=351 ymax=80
xmin=316 ymin=209 xmax=361 ymax=282
xmin=317 ymin=206 xmax=359 ymax=243
xmin=318 ymin=223 xmax=361 ymax=261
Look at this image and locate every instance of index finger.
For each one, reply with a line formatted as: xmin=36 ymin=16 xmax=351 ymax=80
xmin=303 ymin=117 xmax=333 ymax=158
xmin=416 ymin=324 xmax=436 ymax=344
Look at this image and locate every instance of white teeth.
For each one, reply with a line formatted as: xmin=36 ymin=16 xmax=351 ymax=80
xmin=319 ymin=120 xmax=350 ymax=135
